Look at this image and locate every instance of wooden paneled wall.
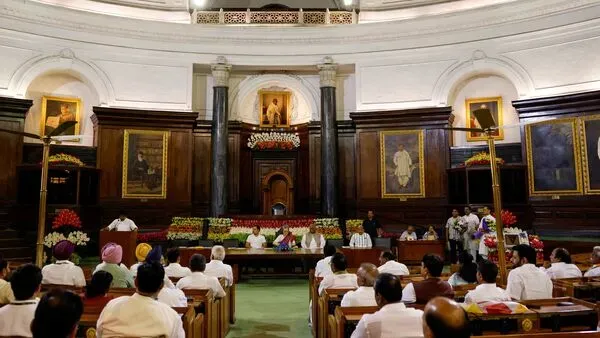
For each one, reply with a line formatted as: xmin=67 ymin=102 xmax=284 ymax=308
xmin=92 ymin=107 xmax=197 ymax=227
xmin=513 ymin=90 xmax=600 ymax=238
xmin=0 ymin=96 xmax=31 ymax=205
xmin=348 ymin=108 xmax=453 ymax=230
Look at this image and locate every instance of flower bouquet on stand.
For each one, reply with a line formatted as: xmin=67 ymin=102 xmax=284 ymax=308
xmin=463 ymin=152 xmax=505 ymax=167
xmin=43 ymin=209 xmax=90 ymax=265
xmin=529 ymin=235 xmax=545 ymax=262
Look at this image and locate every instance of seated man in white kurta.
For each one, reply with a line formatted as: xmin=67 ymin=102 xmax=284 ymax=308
xmin=41 ymin=240 xmax=86 ymax=287
xmin=176 ymin=254 xmax=225 ymax=298
xmin=349 ymin=225 xmax=372 ymax=248
xmin=378 ymin=250 xmax=410 ymax=276
xmin=315 ymin=245 xmax=337 ymax=278
xmin=301 ymin=224 xmax=326 ymax=249
xmin=351 ymin=273 xmax=424 ymax=338
xmin=341 ymin=263 xmax=378 ymax=307
xmin=105 ymin=210 xmax=138 ymax=231
xmin=204 ymin=245 xmax=233 ymax=287
xmin=506 ymin=244 xmax=553 ymax=300
xmin=0 ymin=264 xmax=42 ymax=337
xmin=164 ymin=248 xmax=192 ymax=278
xmin=542 ymin=247 xmax=582 ymax=279
xmin=318 ymin=253 xmax=358 ymax=296
xmin=97 ymin=262 xmax=184 ymax=338
xmin=245 ymin=225 xmax=267 ymax=249
xmin=584 ymin=246 xmax=600 ymax=277
xmin=399 ymin=225 xmax=418 ymax=241
xmin=464 ymin=260 xmax=510 ymax=304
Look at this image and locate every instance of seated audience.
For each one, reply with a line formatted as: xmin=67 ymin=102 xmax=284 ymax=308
xmin=447 ymin=252 xmax=477 ymax=287
xmin=0 ymin=253 xmax=14 ymax=304
xmin=273 ymin=224 xmax=296 ymax=248
xmin=176 ymin=254 xmax=226 ymax=298
xmin=97 ymin=262 xmax=184 ymax=338
xmin=82 ymin=271 xmax=114 ymax=308
xmin=204 ymin=245 xmax=233 ymax=286
xmin=318 ymin=252 xmax=358 ymax=295
xmin=378 ymin=250 xmax=409 ymax=276
xmin=506 ymin=244 xmax=553 ymax=300
xmin=423 ymin=297 xmax=471 ymax=338
xmin=302 ymin=223 xmax=326 ymax=249
xmin=584 ymin=246 xmax=600 ymax=277
xmin=464 ymin=259 xmax=510 ymax=304
xmin=31 ymin=288 xmax=83 ymax=338
xmin=157 ymin=284 xmax=188 ymax=308
xmin=96 ymin=243 xmax=135 ymax=288
xmin=422 ymin=226 xmax=439 ymax=241
xmin=341 ymin=263 xmax=379 ymax=307
xmin=399 ymin=225 xmax=418 ymax=241
xmin=145 ymin=246 xmax=176 ymax=290
xmin=351 ymin=273 xmax=424 ymax=338
xmin=402 ymin=254 xmax=454 ymax=304
xmin=130 ymin=243 xmax=152 ymax=276
xmin=315 ymin=245 xmax=336 ymax=277
xmin=41 ymin=240 xmax=86 ymax=287
xmin=245 ymin=225 xmax=267 ymax=249
xmin=349 ymin=225 xmax=373 ymax=248
xmin=543 ymin=247 xmax=582 ymax=279
xmin=164 ymin=247 xmax=192 ymax=278
xmin=0 ymin=264 xmax=43 ymax=337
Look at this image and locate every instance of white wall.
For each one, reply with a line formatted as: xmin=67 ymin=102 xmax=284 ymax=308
xmin=450 ymin=75 xmax=519 ymax=146
xmin=24 ymin=72 xmax=99 ymax=146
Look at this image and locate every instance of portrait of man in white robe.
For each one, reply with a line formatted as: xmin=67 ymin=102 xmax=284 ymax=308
xmin=380 ymin=130 xmax=425 ymax=198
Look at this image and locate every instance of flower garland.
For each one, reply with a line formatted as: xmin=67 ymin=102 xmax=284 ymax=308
xmin=47 ymin=153 xmax=84 ymax=166
xmin=464 ymin=152 xmax=505 ymax=167
xmin=138 ymin=230 xmax=168 ymax=242
xmin=247 ymin=132 xmax=300 ymax=150
xmin=167 ymin=217 xmax=204 ymax=240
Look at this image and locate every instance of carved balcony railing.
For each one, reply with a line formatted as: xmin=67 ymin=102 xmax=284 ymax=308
xmin=192 ymin=8 xmax=357 ymax=25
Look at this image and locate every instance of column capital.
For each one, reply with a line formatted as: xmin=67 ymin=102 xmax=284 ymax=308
xmin=211 ymin=56 xmax=232 ymax=87
xmin=317 ymin=56 xmax=337 ymax=88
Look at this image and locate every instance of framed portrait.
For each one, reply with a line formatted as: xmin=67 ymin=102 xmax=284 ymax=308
xmin=380 ymin=130 xmax=425 ymax=199
xmin=40 ymin=96 xmax=81 ymax=137
xmin=525 ymin=118 xmax=582 ymax=196
xmin=581 ymin=115 xmax=600 ymax=194
xmin=259 ymin=90 xmax=291 ymax=128
xmin=122 ymin=129 xmax=169 ymax=199
xmin=465 ymin=97 xmax=504 ymax=142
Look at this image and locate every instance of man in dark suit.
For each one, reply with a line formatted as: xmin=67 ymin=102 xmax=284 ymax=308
xmin=362 ymin=210 xmax=382 ymax=240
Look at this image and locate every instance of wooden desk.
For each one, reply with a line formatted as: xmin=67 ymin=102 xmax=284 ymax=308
xmin=396 ymin=239 xmax=445 ymax=264
xmin=339 ymin=247 xmax=383 ymax=268
xmin=521 ymin=297 xmax=598 ymax=332
xmin=553 ymin=278 xmax=600 ymax=302
xmin=485 ymin=332 xmax=600 ymax=338
xmin=99 ymin=230 xmax=138 ymax=267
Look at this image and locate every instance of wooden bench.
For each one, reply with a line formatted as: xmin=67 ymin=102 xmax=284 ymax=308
xmin=333 ymin=304 xmax=425 ymax=338
xmin=485 ymin=331 xmax=600 ymax=338
xmin=40 ymin=284 xmax=84 ymax=294
xmin=520 ymin=297 xmax=598 ymax=333
xmin=553 ymin=277 xmax=600 ymax=302
xmin=319 ymin=288 xmax=356 ymax=338
xmin=452 ymin=283 xmax=477 ymax=302
xmin=182 ymin=289 xmax=221 ymax=338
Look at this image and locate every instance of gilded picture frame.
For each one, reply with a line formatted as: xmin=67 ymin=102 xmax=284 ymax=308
xmin=122 ymin=129 xmax=169 ymax=199
xmin=259 ymin=90 xmax=291 ymax=128
xmin=465 ymin=97 xmax=504 ymax=142
xmin=525 ymin=118 xmax=582 ymax=196
xmin=580 ymin=114 xmax=600 ymax=194
xmin=40 ymin=96 xmax=81 ymax=137
xmin=380 ymin=130 xmax=425 ymax=199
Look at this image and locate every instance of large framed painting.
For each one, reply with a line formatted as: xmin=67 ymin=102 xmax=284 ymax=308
xmin=259 ymin=90 xmax=291 ymax=128
xmin=525 ymin=118 xmax=582 ymax=196
xmin=465 ymin=97 xmax=504 ymax=142
xmin=122 ymin=129 xmax=169 ymax=199
xmin=581 ymin=115 xmax=600 ymax=194
xmin=380 ymin=130 xmax=425 ymax=199
xmin=40 ymin=96 xmax=81 ymax=137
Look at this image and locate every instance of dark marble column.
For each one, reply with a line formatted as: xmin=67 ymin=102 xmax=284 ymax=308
xmin=318 ymin=57 xmax=339 ymax=217
xmin=209 ymin=59 xmax=231 ymax=217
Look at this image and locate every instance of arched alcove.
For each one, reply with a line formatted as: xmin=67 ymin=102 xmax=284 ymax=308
xmin=24 ymin=71 xmax=99 ymax=146
xmin=261 ymin=170 xmax=295 ymax=215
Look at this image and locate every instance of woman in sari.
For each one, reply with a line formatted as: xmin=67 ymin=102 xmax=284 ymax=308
xmin=273 ymin=224 xmax=296 ymax=248
xmin=422 ymin=225 xmax=439 ymax=241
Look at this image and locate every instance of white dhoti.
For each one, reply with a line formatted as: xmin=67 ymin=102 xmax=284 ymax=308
xmin=393 ymin=150 xmax=412 ymax=188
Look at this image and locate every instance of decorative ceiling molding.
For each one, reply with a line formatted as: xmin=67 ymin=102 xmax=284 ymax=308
xmin=2 ymin=0 xmax=599 ymax=55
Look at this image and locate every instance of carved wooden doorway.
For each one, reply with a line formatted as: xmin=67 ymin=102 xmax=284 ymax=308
xmin=261 ymin=170 xmax=294 ymax=215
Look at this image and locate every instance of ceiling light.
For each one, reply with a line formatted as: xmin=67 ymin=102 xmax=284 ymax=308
xmin=193 ymin=0 xmax=206 ymax=7
xmin=343 ymin=0 xmax=353 ymax=6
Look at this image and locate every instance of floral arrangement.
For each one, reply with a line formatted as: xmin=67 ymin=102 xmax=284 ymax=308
xmin=137 ymin=230 xmax=168 ymax=242
xmin=345 ymin=219 xmax=363 ymax=234
xmin=452 ymin=217 xmax=466 ymax=234
xmin=167 ymin=217 xmax=204 ymax=240
xmin=247 ymin=132 xmax=300 ymax=150
xmin=499 ymin=210 xmax=517 ymax=227
xmin=529 ymin=235 xmax=545 ymax=261
xmin=207 ymin=218 xmax=232 ymax=243
xmin=474 ymin=216 xmax=496 ymax=239
xmin=47 ymin=153 xmax=84 ymax=166
xmin=229 ymin=218 xmax=312 ymax=244
xmin=43 ymin=209 xmax=89 ymax=264
xmin=485 ymin=234 xmax=544 ymax=264
xmin=464 ymin=152 xmax=505 ymax=167
xmin=315 ymin=218 xmax=342 ymax=239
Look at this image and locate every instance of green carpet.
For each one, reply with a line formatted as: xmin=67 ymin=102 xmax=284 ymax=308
xmin=227 ymin=278 xmax=312 ymax=338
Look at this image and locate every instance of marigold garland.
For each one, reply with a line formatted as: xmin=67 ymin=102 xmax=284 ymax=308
xmin=47 ymin=153 xmax=84 ymax=166
xmin=464 ymin=152 xmax=505 ymax=167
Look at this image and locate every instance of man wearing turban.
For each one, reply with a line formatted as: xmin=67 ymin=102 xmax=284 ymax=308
xmin=95 ymin=244 xmax=134 ymax=288
xmin=41 ymin=240 xmax=86 ymax=287
xmin=130 ymin=243 xmax=152 ymax=277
